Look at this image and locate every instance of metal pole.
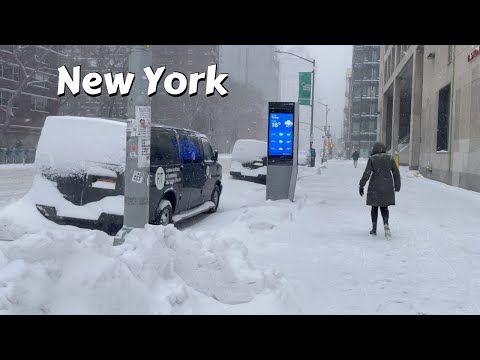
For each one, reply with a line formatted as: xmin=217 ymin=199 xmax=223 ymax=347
xmin=309 ymin=60 xmax=315 ymax=167
xmin=325 ymin=106 xmax=329 ymax=161
xmin=114 ymin=45 xmax=152 ymax=246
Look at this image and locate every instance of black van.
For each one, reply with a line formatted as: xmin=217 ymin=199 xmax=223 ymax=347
xmin=148 ymin=126 xmax=223 ymax=227
xmin=34 ymin=116 xmax=222 ymax=235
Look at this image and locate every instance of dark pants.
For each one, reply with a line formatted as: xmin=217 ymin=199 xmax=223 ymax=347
xmin=371 ymin=206 xmax=389 ymax=226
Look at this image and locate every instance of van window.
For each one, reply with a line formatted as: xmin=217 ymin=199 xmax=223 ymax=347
xmin=179 ymin=134 xmax=202 ymax=164
xmin=151 ymin=131 xmax=180 ymax=165
xmin=201 ymin=138 xmax=215 ymax=162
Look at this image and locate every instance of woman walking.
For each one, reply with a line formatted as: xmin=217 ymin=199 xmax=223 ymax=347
xmin=352 ymin=149 xmax=360 ymax=168
xmin=359 ymin=142 xmax=401 ymax=239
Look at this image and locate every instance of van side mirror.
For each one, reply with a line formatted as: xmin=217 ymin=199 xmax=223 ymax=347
xmin=214 ymin=150 xmax=218 ymax=162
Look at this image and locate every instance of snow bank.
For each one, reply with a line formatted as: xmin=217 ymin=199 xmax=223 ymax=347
xmin=30 ymin=175 xmax=123 ymax=219
xmin=0 ymin=224 xmax=296 ymax=314
xmin=0 ymin=164 xmax=35 ymax=170
xmin=218 ymin=154 xmax=232 ymax=173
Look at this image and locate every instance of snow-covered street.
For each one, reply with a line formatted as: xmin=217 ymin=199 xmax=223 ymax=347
xmin=1 ymin=159 xmax=480 ymax=314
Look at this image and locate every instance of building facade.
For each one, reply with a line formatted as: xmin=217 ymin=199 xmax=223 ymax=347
xmin=342 ymin=68 xmax=352 ymax=158
xmin=0 ymin=45 xmax=63 ymax=150
xmin=348 ymin=45 xmax=381 ymax=158
xmin=57 ymin=45 xmax=129 ymax=119
xmin=379 ymin=45 xmax=480 ymax=193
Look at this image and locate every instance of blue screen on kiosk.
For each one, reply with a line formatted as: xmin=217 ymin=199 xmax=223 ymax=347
xmin=269 ymin=113 xmax=294 ymax=156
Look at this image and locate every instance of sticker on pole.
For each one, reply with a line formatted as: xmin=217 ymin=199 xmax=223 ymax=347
xmin=132 ymin=171 xmax=145 ymax=184
xmin=135 ymin=106 xmax=151 ymax=138
xmin=129 ymin=143 xmax=138 ymax=158
xmin=138 ymin=138 xmax=150 ymax=168
xmin=155 ymin=167 xmax=165 ymax=190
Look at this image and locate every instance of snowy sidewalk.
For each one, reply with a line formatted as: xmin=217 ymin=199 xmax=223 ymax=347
xmin=186 ymin=159 xmax=480 ymax=314
xmin=0 ymin=166 xmax=34 ymax=241
xmin=2 ymin=160 xmax=480 ymax=314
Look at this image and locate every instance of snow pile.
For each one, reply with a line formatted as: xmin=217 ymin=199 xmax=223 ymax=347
xmin=407 ymin=170 xmax=423 ymax=178
xmin=217 ymin=154 xmax=232 ymax=173
xmin=0 ymin=224 xmax=296 ymax=314
xmin=35 ymin=116 xmax=126 ymax=176
xmin=0 ymin=164 xmax=35 ymax=170
xmin=30 ymin=175 xmax=123 ymax=219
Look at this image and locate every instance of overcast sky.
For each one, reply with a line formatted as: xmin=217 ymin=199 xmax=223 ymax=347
xmin=281 ymin=45 xmax=352 ymax=145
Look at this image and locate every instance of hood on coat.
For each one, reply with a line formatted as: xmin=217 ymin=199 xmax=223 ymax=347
xmin=371 ymin=142 xmax=387 ymax=155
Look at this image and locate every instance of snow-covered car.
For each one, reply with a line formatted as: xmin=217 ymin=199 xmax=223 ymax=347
xmin=230 ymin=139 xmax=267 ymax=184
xmin=33 ymin=116 xmax=222 ymax=235
xmin=298 ymin=150 xmax=309 ymax=166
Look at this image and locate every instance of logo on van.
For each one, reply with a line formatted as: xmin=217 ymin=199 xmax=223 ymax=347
xmin=155 ymin=167 xmax=165 ymax=190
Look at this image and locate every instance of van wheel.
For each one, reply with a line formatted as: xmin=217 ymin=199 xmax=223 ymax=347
xmin=155 ymin=200 xmax=172 ymax=225
xmin=209 ymin=185 xmax=221 ymax=213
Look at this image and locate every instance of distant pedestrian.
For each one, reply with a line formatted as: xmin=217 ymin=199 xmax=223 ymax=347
xmin=359 ymin=142 xmax=401 ymax=239
xmin=352 ymin=150 xmax=360 ymax=168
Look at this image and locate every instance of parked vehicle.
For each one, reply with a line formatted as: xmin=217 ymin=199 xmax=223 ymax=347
xmin=229 ymin=139 xmax=267 ymax=184
xmin=34 ymin=116 xmax=222 ymax=235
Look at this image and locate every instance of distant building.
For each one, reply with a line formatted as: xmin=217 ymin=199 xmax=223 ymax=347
xmin=342 ymin=68 xmax=352 ymax=157
xmin=152 ymin=45 xmax=219 ymax=127
xmin=57 ymin=45 xmax=129 ymax=120
xmin=379 ymin=45 xmax=480 ymax=193
xmin=217 ymin=45 xmax=280 ymax=151
xmin=219 ymin=45 xmax=280 ymax=103
xmin=348 ymin=45 xmax=381 ymax=158
xmin=0 ymin=45 xmax=63 ymax=148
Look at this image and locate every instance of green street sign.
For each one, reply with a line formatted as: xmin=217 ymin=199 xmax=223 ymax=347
xmin=298 ymin=72 xmax=312 ymax=106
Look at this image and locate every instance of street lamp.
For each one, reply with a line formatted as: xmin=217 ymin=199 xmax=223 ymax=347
xmin=275 ymin=49 xmax=316 ymax=167
xmin=315 ymin=101 xmax=330 ymax=163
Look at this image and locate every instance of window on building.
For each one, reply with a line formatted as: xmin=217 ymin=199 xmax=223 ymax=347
xmin=32 ymin=71 xmax=49 ymax=88
xmin=187 ymin=59 xmax=193 ymax=66
xmin=352 ymin=121 xmax=360 ymax=132
xmin=360 ymin=120 xmax=368 ymax=132
xmin=0 ymin=62 xmax=20 ymax=81
xmin=384 ymin=60 xmax=388 ymax=84
xmin=0 ymin=91 xmax=14 ymax=106
xmin=352 ymin=103 xmax=361 ymax=115
xmin=437 ymin=84 xmax=451 ymax=151
xmin=353 ymin=86 xmax=362 ymax=98
xmin=448 ymin=45 xmax=453 ymax=64
xmin=370 ymin=119 xmax=377 ymax=133
xmin=31 ymin=96 xmax=48 ymax=111
xmin=0 ymin=45 xmax=14 ymax=52
xmin=187 ymin=48 xmax=193 ymax=55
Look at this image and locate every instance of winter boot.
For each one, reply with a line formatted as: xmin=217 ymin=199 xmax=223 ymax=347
xmin=384 ymin=225 xmax=391 ymax=239
xmin=370 ymin=222 xmax=377 ymax=235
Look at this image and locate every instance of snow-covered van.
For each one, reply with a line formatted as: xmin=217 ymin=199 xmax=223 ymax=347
xmin=229 ymin=139 xmax=267 ymax=184
xmin=33 ymin=116 xmax=222 ymax=235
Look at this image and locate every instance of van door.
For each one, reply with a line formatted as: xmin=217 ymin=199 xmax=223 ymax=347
xmin=150 ymin=129 xmax=184 ymax=213
xmin=178 ymin=133 xmax=198 ymax=211
xmin=186 ymin=134 xmax=206 ymax=208
xmin=200 ymin=137 xmax=216 ymax=203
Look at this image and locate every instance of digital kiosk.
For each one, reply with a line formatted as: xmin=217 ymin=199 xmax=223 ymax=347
xmin=266 ymin=102 xmax=299 ymax=201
